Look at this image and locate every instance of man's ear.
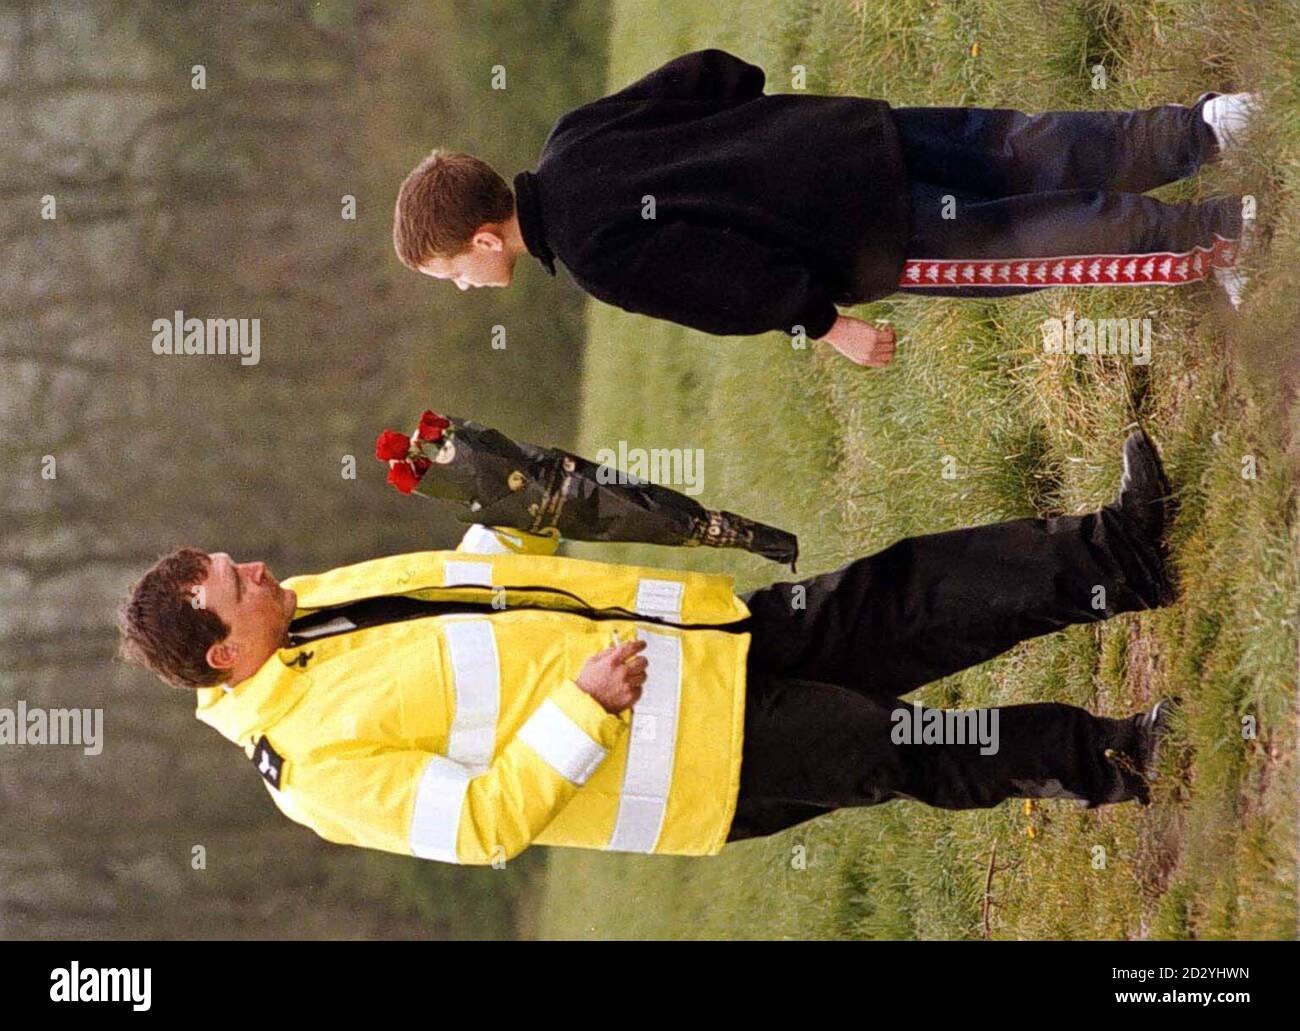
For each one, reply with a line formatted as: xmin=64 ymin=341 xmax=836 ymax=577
xmin=206 ymin=640 xmax=237 ymax=672
xmin=471 ymin=226 xmax=504 ymax=251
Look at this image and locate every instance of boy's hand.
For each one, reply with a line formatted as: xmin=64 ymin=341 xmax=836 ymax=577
xmin=576 ymin=639 xmax=648 ymax=714
xmin=821 ymin=315 xmax=896 ymax=367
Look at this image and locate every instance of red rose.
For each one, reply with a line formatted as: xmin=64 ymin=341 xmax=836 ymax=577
xmin=415 ymin=410 xmax=450 ymax=443
xmin=375 ymin=429 xmax=411 ymax=462
xmin=386 ymin=459 xmax=423 ymax=495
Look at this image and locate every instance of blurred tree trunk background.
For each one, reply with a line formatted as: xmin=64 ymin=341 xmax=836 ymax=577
xmin=0 ymin=0 xmax=608 ymax=939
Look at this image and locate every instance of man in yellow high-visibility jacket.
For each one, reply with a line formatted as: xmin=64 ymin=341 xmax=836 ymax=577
xmin=120 ymin=432 xmax=1179 ymax=864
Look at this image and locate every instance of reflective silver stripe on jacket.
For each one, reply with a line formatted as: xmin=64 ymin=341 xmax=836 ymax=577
xmin=606 ymin=629 xmax=682 ymax=853
xmin=442 ymin=619 xmax=501 ymax=774
xmin=410 ymin=756 xmax=470 ymax=863
xmin=518 ymin=699 xmax=608 ymax=784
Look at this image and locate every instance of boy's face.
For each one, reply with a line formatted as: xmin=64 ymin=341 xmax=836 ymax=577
xmin=418 ymin=227 xmax=515 ymax=289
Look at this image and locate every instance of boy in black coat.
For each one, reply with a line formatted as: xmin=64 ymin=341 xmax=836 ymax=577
xmin=393 ymin=49 xmax=1258 ymax=366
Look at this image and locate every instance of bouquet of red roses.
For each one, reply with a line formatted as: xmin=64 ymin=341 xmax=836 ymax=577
xmin=375 ymin=410 xmax=798 ymax=566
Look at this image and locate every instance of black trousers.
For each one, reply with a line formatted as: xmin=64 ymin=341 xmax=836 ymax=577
xmin=725 ymin=506 xmax=1167 ymax=842
xmin=890 ymin=99 xmax=1243 ymax=296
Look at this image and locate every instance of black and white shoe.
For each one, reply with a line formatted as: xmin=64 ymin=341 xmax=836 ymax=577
xmin=1107 ymin=427 xmax=1179 ymax=606
xmin=1115 ymin=428 xmax=1173 ymax=544
xmin=1110 ymin=697 xmax=1181 ymax=807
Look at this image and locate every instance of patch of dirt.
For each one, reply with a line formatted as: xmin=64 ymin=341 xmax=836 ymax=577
xmin=1124 ymin=623 xmax=1162 ymax=705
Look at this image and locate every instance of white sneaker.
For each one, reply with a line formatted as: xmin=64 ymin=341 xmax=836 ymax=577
xmin=1212 ymin=217 xmax=1257 ymax=311
xmin=1199 ymin=91 xmax=1261 ymax=155
xmin=1212 ymin=264 xmax=1248 ymax=310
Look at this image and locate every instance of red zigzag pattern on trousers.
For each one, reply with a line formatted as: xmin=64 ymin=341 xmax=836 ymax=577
xmin=898 ymin=234 xmax=1240 ymax=289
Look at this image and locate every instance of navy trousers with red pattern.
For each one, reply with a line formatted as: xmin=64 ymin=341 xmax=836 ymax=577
xmin=891 ymin=97 xmax=1243 ymax=296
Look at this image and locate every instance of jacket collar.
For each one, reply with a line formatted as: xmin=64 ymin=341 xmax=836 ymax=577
xmin=278 ymin=551 xmax=492 ymax=610
xmin=195 ymin=650 xmax=309 ymax=746
xmin=194 ymin=550 xmax=492 ymax=743
xmin=512 ymin=171 xmax=557 ymax=276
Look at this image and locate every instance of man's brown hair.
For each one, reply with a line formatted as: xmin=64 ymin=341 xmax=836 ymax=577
xmin=392 ymin=149 xmax=515 ymax=270
xmin=118 ymin=548 xmax=229 ymax=690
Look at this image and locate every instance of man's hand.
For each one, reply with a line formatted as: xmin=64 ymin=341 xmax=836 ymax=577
xmin=821 ymin=314 xmax=897 ymax=367
xmin=576 ymin=639 xmax=648 ymax=714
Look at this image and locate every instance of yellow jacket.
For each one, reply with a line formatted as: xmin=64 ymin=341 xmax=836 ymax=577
xmin=194 ymin=527 xmax=751 ymax=865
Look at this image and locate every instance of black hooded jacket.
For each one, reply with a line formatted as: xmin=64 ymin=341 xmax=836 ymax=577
xmin=513 ymin=48 xmax=912 ymax=339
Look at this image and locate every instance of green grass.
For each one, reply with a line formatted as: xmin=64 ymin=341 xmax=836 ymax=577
xmin=534 ymin=0 xmax=1299 ymax=939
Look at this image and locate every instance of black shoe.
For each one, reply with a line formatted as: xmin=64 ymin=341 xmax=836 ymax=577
xmin=1134 ymin=696 xmax=1179 ymax=772
xmin=1106 ymin=427 xmax=1180 ymax=605
xmin=1104 ymin=696 xmax=1181 ymax=807
xmin=1114 ymin=428 xmax=1173 ymax=544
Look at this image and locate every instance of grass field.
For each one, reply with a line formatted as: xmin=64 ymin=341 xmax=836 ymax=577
xmin=534 ymin=0 xmax=1299 ymax=939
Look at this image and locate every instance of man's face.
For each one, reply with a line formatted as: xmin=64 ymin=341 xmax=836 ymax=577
xmin=418 ymin=227 xmax=515 ymax=289
xmin=201 ymin=553 xmax=298 ymax=682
